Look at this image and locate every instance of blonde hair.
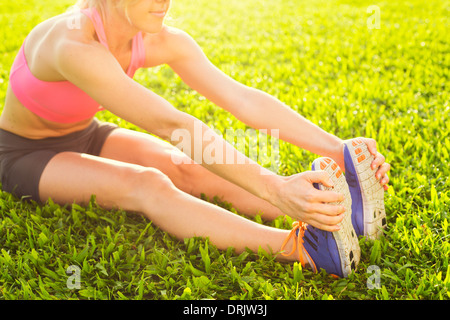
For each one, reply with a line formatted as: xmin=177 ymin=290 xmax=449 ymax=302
xmin=76 ymin=0 xmax=104 ymax=10
xmin=75 ymin=0 xmax=141 ymax=23
xmin=75 ymin=0 xmax=138 ymax=9
xmin=74 ymin=0 xmax=172 ymax=26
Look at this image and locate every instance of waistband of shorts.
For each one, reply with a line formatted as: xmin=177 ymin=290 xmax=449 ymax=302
xmin=0 ymin=118 xmax=101 ymax=150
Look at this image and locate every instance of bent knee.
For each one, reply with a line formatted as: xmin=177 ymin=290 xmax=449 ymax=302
xmin=122 ymin=166 xmax=179 ymax=211
xmin=137 ymin=167 xmax=176 ymax=192
xmin=126 ymin=166 xmax=177 ymax=193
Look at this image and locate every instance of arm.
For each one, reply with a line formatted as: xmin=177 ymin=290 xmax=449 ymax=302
xmin=167 ymin=30 xmax=342 ymax=161
xmin=237 ymin=89 xmax=390 ymax=189
xmin=236 ymin=88 xmax=345 ymax=165
xmin=167 ymin=29 xmax=389 ymax=188
xmin=54 ymin=39 xmax=279 ymax=203
xmin=56 ymin=37 xmax=347 ymax=231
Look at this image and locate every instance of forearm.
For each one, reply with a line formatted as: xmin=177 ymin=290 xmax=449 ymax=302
xmin=169 ymin=113 xmax=281 ymax=202
xmin=236 ymin=88 xmax=345 ymax=167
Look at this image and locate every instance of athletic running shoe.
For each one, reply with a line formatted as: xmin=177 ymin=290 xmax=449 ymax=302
xmin=343 ymin=139 xmax=386 ymax=239
xmin=281 ymin=157 xmax=360 ymax=278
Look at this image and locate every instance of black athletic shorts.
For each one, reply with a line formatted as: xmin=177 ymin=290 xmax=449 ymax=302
xmin=0 ymin=118 xmax=118 ymax=202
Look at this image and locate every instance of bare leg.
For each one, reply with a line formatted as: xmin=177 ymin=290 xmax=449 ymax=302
xmin=99 ymin=128 xmax=285 ymax=220
xmin=38 ymin=152 xmax=300 ymax=262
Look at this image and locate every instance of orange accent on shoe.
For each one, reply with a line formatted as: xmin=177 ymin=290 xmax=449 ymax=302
xmin=336 ymin=170 xmax=342 ymax=178
xmin=281 ymin=221 xmax=316 ymax=271
xmin=331 ymin=163 xmax=337 ymax=171
xmin=324 ymin=158 xmax=332 ymax=164
xmin=352 ymin=140 xmax=358 ymax=147
xmin=320 ymin=162 xmax=326 ymax=170
xmin=355 ymin=147 xmax=362 ymax=155
xmin=357 ymin=155 xmax=366 ymax=163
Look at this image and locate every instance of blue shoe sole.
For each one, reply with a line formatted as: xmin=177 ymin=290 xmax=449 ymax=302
xmin=307 ymin=158 xmax=360 ymax=278
xmin=343 ymin=140 xmax=386 ymax=239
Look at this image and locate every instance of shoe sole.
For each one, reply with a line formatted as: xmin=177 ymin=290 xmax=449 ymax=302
xmin=312 ymin=157 xmax=360 ymax=277
xmin=344 ymin=139 xmax=386 ymax=240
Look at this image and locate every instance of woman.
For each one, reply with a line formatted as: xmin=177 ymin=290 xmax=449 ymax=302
xmin=0 ymin=0 xmax=390 ymax=277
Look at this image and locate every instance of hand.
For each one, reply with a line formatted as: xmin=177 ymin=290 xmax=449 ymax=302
xmin=354 ymin=138 xmax=391 ymax=191
xmin=270 ymin=171 xmax=347 ymax=232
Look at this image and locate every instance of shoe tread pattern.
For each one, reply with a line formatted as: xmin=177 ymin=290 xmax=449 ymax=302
xmin=347 ymin=139 xmax=386 ymax=239
xmin=313 ymin=157 xmax=361 ymax=277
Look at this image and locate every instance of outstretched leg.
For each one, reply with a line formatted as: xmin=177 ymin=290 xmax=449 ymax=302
xmin=38 ymin=151 xmax=300 ymax=262
xmin=98 ymin=128 xmax=284 ymax=220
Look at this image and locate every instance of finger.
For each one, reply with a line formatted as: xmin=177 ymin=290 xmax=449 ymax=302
xmin=308 ymin=221 xmax=339 ymax=232
xmin=304 ymin=170 xmax=334 ymax=188
xmin=371 ymin=153 xmax=386 ymax=170
xmin=309 ymin=201 xmax=346 ymax=217
xmin=380 ymin=173 xmax=389 ymax=185
xmin=375 ymin=162 xmax=391 ymax=180
xmin=310 ymin=188 xmax=345 ymax=204
xmin=307 ymin=219 xmax=341 ymax=232
xmin=362 ymin=138 xmax=378 ymax=156
xmin=308 ymin=212 xmax=345 ymax=231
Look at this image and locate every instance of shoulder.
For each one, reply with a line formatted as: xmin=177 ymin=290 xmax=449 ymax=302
xmin=52 ymin=15 xmax=122 ymax=83
xmin=27 ymin=9 xmax=96 ymax=48
xmin=22 ymin=10 xmax=108 ymax=81
xmin=55 ymin=30 xmax=112 ymax=78
xmin=151 ymin=25 xmax=195 ymax=47
xmin=56 ymin=38 xmax=107 ymax=68
xmin=165 ymin=26 xmax=201 ymax=57
xmin=142 ymin=26 xmax=202 ymax=66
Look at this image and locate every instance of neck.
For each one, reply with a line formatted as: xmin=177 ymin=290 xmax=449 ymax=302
xmin=101 ymin=4 xmax=138 ymax=53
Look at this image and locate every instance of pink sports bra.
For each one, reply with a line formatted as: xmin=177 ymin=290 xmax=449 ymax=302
xmin=9 ymin=8 xmax=146 ymax=124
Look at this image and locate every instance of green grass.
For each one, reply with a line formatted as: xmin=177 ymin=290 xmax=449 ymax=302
xmin=0 ymin=0 xmax=449 ymax=300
